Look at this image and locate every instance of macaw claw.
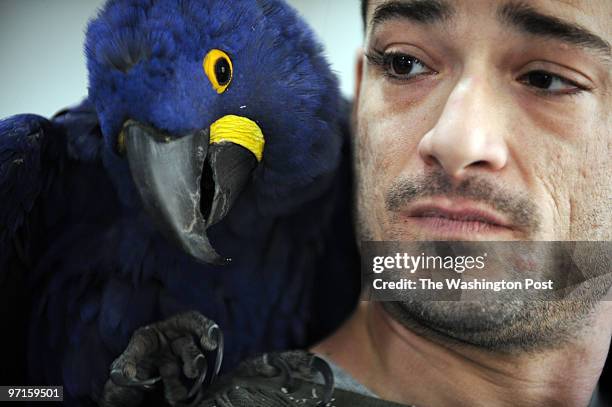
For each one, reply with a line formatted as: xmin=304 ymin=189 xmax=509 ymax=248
xmin=100 ymin=311 xmax=223 ymax=407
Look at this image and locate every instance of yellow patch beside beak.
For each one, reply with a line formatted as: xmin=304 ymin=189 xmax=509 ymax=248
xmin=210 ymin=115 xmax=265 ymax=162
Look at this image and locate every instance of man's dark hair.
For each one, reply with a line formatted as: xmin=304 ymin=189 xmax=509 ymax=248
xmin=361 ymin=0 xmax=368 ymax=26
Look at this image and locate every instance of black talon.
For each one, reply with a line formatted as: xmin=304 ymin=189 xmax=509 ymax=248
xmin=310 ymin=356 xmax=334 ymax=405
xmin=185 ymin=324 xmax=224 ymax=399
xmin=208 ymin=324 xmax=224 ymax=382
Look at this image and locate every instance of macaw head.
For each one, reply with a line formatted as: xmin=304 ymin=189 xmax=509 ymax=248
xmin=86 ymin=0 xmax=342 ymax=264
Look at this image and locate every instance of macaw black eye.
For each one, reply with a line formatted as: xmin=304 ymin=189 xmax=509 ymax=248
xmin=203 ymin=49 xmax=233 ymax=94
xmin=215 ymin=58 xmax=231 ymax=86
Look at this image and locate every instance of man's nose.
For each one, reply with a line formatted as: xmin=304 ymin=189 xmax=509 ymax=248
xmin=417 ymin=76 xmax=509 ymax=179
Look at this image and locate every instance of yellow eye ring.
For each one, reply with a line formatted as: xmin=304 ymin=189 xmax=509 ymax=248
xmin=203 ymin=49 xmax=233 ymax=94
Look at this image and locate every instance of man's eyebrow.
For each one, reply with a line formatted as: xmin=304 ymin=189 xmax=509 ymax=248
xmin=370 ymin=0 xmax=454 ymax=28
xmin=498 ymin=2 xmax=611 ymax=56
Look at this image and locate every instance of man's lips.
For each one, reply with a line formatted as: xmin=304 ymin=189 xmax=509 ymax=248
xmin=399 ymin=200 xmax=514 ymax=236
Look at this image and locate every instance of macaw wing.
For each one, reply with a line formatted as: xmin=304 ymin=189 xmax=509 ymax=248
xmin=0 ymin=114 xmax=53 ymax=260
xmin=0 ymin=102 xmax=102 ymax=270
xmin=0 ymin=103 xmax=113 ymax=394
xmin=0 ymin=113 xmax=63 ymax=384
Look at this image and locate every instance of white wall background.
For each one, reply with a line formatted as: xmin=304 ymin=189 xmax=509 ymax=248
xmin=0 ymin=0 xmax=362 ymax=119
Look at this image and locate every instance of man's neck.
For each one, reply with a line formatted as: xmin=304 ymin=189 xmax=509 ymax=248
xmin=312 ymin=302 xmax=611 ymax=407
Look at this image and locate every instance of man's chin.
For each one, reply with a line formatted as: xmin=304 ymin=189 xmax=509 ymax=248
xmin=382 ymin=298 xmax=603 ymax=353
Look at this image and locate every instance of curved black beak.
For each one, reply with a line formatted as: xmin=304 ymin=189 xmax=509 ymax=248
xmin=122 ymin=120 xmax=258 ymax=265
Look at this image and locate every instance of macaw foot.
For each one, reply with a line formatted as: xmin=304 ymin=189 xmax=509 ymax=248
xmin=99 ymin=311 xmax=223 ymax=407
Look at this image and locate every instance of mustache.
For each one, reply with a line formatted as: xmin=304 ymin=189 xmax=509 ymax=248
xmin=385 ymin=170 xmax=540 ymax=233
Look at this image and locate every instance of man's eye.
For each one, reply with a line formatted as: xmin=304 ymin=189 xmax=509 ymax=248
xmin=519 ymin=70 xmax=585 ymax=95
xmin=385 ymin=53 xmax=431 ymax=79
xmin=365 ymin=50 xmax=433 ymax=81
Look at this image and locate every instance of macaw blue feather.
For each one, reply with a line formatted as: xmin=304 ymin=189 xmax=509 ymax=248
xmin=0 ymin=0 xmax=359 ymax=404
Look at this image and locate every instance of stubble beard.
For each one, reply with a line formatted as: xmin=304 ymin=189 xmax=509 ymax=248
xmin=353 ymin=119 xmax=611 ymax=353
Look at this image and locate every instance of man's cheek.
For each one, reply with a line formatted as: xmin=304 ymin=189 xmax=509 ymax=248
xmin=354 ymin=123 xmax=398 ymax=239
xmin=569 ymin=162 xmax=612 ymax=240
xmin=356 ymin=115 xmax=389 ymax=178
xmin=361 ymin=118 xmax=417 ymax=176
xmin=530 ymin=172 xmax=570 ymax=240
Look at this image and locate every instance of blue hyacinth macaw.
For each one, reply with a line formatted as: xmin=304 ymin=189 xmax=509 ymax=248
xmin=0 ymin=0 xmax=359 ymax=404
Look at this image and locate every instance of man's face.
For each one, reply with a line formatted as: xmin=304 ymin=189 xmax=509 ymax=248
xmin=355 ymin=0 xmax=611 ymax=243
xmin=355 ymin=0 xmax=611 ymax=349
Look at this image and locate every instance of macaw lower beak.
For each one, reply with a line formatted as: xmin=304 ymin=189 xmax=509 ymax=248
xmin=120 ymin=115 xmax=264 ymax=265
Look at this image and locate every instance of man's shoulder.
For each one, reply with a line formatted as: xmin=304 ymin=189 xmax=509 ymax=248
xmin=198 ymin=350 xmax=409 ymax=407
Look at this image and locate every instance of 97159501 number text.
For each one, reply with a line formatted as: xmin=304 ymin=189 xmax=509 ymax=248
xmin=0 ymin=386 xmax=63 ymax=402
